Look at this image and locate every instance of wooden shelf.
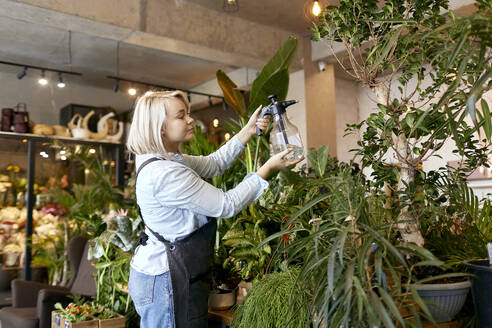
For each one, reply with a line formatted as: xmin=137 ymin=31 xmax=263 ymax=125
xmin=0 ymin=131 xmax=123 ymax=147
xmin=208 ymin=308 xmax=234 ymax=326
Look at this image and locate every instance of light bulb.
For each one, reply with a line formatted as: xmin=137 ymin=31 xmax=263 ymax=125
xmin=312 ymin=0 xmax=321 ymax=17
xmin=38 ymin=70 xmax=48 ymax=85
xmin=128 ymin=88 xmax=137 ymax=96
xmin=224 ymin=132 xmax=231 ymax=141
xmin=212 ymin=118 xmax=220 ymax=128
xmin=57 ymin=73 xmax=65 ymax=88
xmin=89 ymin=148 xmax=96 ymax=154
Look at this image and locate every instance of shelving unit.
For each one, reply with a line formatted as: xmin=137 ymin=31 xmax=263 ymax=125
xmin=0 ymin=131 xmax=125 ymax=281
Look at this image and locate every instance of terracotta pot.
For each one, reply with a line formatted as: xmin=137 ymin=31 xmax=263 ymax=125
xmin=209 ymin=288 xmax=236 ymax=310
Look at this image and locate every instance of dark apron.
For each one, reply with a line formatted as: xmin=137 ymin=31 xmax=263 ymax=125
xmin=136 ymin=157 xmax=217 ymax=328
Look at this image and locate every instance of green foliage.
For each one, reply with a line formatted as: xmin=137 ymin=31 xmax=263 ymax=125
xmin=248 ymin=36 xmax=298 ymax=113
xmin=259 ymin=168 xmax=444 ymax=327
xmin=89 ymin=213 xmax=142 ymax=321
xmin=33 ymin=143 xmax=138 ymax=324
xmin=222 ymin=207 xmax=273 ymax=281
xmin=315 ymin=0 xmax=491 ymax=253
xmin=216 ymin=36 xmax=298 ymax=117
xmin=232 ymin=269 xmax=309 ymax=328
xmin=423 ymin=177 xmax=492 ymax=265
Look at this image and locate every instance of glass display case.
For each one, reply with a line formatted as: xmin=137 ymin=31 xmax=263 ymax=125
xmin=0 ymin=131 xmax=124 ymax=281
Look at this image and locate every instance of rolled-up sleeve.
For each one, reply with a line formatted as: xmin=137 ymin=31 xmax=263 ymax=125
xmin=182 ymin=135 xmax=245 ymax=178
xmin=154 ymin=164 xmax=268 ymax=218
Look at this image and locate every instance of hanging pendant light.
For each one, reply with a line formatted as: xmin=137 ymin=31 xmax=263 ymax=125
xmin=223 ymin=0 xmax=239 ymax=13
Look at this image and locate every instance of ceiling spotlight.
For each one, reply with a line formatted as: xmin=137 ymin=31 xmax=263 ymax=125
xmin=17 ymin=66 xmax=27 ymax=80
xmin=212 ymin=117 xmax=220 ymax=128
xmin=38 ymin=70 xmax=48 ymax=85
xmin=312 ymin=0 xmax=321 ymax=17
xmin=57 ymin=73 xmax=66 ymax=88
xmin=128 ymin=88 xmax=137 ymax=96
xmin=113 ymin=79 xmax=119 ymax=93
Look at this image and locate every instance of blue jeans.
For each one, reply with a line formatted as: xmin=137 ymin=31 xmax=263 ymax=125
xmin=129 ymin=267 xmax=175 ymax=328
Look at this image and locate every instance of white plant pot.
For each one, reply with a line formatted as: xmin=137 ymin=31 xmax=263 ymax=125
xmin=415 ymin=280 xmax=471 ymax=323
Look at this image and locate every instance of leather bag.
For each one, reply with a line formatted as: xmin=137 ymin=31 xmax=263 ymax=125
xmin=1 ymin=107 xmax=13 ymax=132
xmin=13 ymin=103 xmax=29 ymax=133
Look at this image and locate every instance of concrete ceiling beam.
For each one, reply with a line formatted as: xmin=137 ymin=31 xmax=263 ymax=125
xmin=2 ymin=0 xmax=302 ymax=70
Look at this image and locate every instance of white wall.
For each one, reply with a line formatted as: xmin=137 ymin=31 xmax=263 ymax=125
xmin=286 ymin=69 xmax=307 ymax=152
xmin=335 ymin=78 xmax=359 ymax=163
xmin=0 ymin=69 xmax=134 ymax=126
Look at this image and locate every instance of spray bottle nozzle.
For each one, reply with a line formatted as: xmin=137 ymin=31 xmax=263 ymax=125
xmin=256 ymin=94 xmax=297 ymax=136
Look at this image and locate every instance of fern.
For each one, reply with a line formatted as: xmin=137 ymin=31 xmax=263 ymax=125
xmin=460 ymin=183 xmax=492 ymax=242
xmin=232 ymin=269 xmax=309 ymax=328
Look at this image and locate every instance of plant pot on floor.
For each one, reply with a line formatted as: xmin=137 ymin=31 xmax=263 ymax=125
xmin=464 ymin=260 xmax=492 ymax=327
xmin=414 ymin=280 xmax=471 ymax=323
xmin=209 ymin=288 xmax=236 ymax=310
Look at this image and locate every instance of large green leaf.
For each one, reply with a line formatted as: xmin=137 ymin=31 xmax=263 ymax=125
xmin=216 ymin=70 xmax=247 ymax=119
xmin=248 ymin=69 xmax=290 ymax=112
xmin=466 ymin=69 xmax=492 ymax=137
xmin=248 ymin=36 xmax=298 ymax=112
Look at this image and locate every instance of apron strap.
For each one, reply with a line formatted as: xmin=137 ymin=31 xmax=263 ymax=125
xmin=135 ymin=156 xmax=215 ymax=247
xmin=135 ymin=157 xmax=165 ymax=246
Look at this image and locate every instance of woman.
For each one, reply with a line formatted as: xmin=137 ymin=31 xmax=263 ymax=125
xmin=127 ymin=90 xmax=302 ymax=328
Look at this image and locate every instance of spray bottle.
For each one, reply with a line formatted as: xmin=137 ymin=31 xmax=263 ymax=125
xmin=257 ymin=94 xmax=304 ymax=161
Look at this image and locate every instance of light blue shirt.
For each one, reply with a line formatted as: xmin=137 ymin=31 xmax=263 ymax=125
xmin=131 ymin=135 xmax=269 ymax=275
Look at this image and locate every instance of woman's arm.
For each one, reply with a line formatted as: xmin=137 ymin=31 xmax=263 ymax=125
xmin=183 ymin=106 xmax=269 ymax=178
xmin=156 ymin=149 xmax=302 ymax=218
xmin=182 ymin=135 xmax=245 ymax=178
xmin=154 ymin=164 xmax=268 ymax=218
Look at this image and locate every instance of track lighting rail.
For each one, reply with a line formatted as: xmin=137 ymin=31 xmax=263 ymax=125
xmin=0 ymin=60 xmax=83 ymax=76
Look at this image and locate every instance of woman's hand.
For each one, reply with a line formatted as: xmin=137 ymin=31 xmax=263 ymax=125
xmin=236 ymin=105 xmax=270 ymax=146
xmin=256 ymin=148 xmax=304 ymax=180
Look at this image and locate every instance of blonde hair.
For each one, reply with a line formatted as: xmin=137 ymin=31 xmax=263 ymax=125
xmin=127 ymin=90 xmax=190 ymax=156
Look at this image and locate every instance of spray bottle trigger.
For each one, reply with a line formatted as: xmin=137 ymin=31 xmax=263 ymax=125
xmin=256 ymin=106 xmax=271 ymax=136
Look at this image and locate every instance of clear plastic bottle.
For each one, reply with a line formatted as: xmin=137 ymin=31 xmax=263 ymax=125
xmin=269 ymin=113 xmax=304 ymax=161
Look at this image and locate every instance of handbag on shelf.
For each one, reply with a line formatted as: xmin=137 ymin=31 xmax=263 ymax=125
xmin=13 ymin=103 xmax=30 ymax=133
xmin=1 ymin=107 xmax=14 ymax=132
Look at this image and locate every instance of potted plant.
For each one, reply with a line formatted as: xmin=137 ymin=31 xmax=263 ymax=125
xmin=231 ymin=269 xmax=309 ymax=328
xmin=53 ymin=302 xmax=98 ymax=328
xmin=454 ymin=185 xmax=492 ymax=326
xmin=308 ymin=0 xmax=491 ymax=324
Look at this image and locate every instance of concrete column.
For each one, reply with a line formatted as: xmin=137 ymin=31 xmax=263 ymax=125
xmin=303 ymin=37 xmax=337 ymax=157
